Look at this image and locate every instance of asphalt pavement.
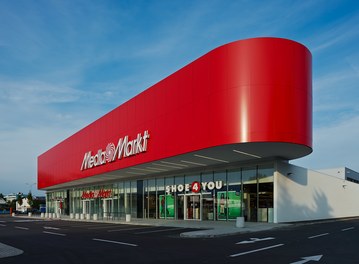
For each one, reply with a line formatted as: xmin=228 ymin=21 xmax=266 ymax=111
xmin=6 ymin=213 xmax=290 ymax=238
xmin=2 ymin=215 xmax=359 ymax=263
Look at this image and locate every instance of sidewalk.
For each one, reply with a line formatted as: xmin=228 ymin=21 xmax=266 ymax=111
xmin=17 ymin=214 xmax=291 ymax=238
xmin=180 ymin=221 xmax=289 ymax=238
xmin=115 ymin=217 xmax=290 ymax=238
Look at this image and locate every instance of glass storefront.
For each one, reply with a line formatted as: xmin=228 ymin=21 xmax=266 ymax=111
xmin=46 ymin=163 xmax=274 ymax=222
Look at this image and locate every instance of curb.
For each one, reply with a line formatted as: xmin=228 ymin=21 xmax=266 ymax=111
xmin=180 ymin=229 xmax=244 ymax=238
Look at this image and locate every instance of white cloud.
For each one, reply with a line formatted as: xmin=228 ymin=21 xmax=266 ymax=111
xmin=0 ymin=78 xmax=121 ymax=196
xmin=313 ymin=69 xmax=358 ymax=92
xmin=294 ymin=114 xmax=359 ymax=172
xmin=311 ymin=61 xmax=359 ymax=129
xmin=0 ymin=125 xmax=74 ymax=195
xmin=0 ymin=80 xmax=83 ymax=104
xmin=346 ymin=54 xmax=359 ymax=74
xmin=309 ymin=14 xmax=359 ymax=54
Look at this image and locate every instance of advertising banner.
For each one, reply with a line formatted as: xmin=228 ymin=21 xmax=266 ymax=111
xmin=217 ymin=191 xmax=241 ymax=220
xmin=159 ymin=194 xmax=175 ymax=219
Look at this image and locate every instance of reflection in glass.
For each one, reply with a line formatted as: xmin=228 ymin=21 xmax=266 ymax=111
xmin=242 ymin=167 xmax=257 ymax=222
xmin=258 ymin=164 xmax=274 ymax=222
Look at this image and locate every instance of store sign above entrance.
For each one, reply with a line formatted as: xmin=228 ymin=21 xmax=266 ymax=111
xmin=81 ymin=189 xmax=112 ymax=199
xmin=81 ymin=130 xmax=150 ymax=171
xmin=165 ymin=181 xmax=223 ymax=194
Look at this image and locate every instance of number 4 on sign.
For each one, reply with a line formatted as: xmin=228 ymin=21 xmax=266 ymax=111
xmin=290 ymin=255 xmax=323 ymax=264
xmin=191 ymin=181 xmax=201 ymax=193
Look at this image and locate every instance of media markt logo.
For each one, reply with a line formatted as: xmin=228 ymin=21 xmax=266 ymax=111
xmin=80 ymin=130 xmax=150 ymax=171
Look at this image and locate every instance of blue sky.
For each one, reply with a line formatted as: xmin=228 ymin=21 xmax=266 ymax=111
xmin=1 ymin=0 xmax=359 ymax=195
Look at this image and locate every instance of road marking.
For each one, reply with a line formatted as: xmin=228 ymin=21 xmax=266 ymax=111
xmin=93 ymin=238 xmax=138 ymax=247
xmin=0 ymin=224 xmax=6 ymax=227
xmin=108 ymin=226 xmax=155 ymax=232
xmin=0 ymin=242 xmax=23 ymax=258
xmin=0 ymin=220 xmax=6 ymax=223
xmin=87 ymin=225 xmax=122 ymax=230
xmin=14 ymin=219 xmax=43 ymax=223
xmin=44 ymin=226 xmax=60 ymax=230
xmin=230 ymin=244 xmax=284 ymax=257
xmin=43 ymin=231 xmax=66 ymax=236
xmin=290 ymin=255 xmax=323 ymax=264
xmin=342 ymin=227 xmax=354 ymax=231
xmin=70 ymin=224 xmax=103 ymax=228
xmin=135 ymin=227 xmax=186 ymax=234
xmin=236 ymin=237 xmax=275 ymax=244
xmin=308 ymin=233 xmax=329 ymax=239
xmin=15 ymin=226 xmax=29 ymax=230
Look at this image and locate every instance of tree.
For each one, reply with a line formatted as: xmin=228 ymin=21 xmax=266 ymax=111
xmin=8 ymin=200 xmax=16 ymax=210
xmin=0 ymin=193 xmax=4 ymax=199
xmin=31 ymin=198 xmax=42 ymax=210
xmin=27 ymin=191 xmax=33 ymax=208
xmin=16 ymin=193 xmax=23 ymax=207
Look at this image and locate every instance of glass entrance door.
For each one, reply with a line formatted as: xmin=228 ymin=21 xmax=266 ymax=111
xmin=82 ymin=200 xmax=90 ymax=215
xmin=55 ymin=201 xmax=61 ymax=215
xmin=103 ymin=199 xmax=113 ymax=219
xmin=176 ymin=195 xmax=184 ymax=220
xmin=201 ymin=193 xmax=214 ymax=220
xmin=184 ymin=195 xmax=201 ymax=220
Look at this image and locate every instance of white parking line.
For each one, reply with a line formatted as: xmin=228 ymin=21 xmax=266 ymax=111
xmin=15 ymin=226 xmax=29 ymax=230
xmin=342 ymin=227 xmax=354 ymax=231
xmin=14 ymin=220 xmax=43 ymax=223
xmin=87 ymin=225 xmax=122 ymax=230
xmin=44 ymin=226 xmax=60 ymax=230
xmin=230 ymin=244 xmax=285 ymax=257
xmin=0 ymin=224 xmax=6 ymax=227
xmin=236 ymin=237 xmax=275 ymax=244
xmin=93 ymin=238 xmax=138 ymax=247
xmin=43 ymin=231 xmax=66 ymax=236
xmin=108 ymin=226 xmax=155 ymax=232
xmin=71 ymin=224 xmax=105 ymax=228
xmin=308 ymin=233 xmax=329 ymax=239
xmin=135 ymin=227 xmax=186 ymax=234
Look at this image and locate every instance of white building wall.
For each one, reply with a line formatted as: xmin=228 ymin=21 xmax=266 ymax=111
xmin=317 ymin=167 xmax=346 ymax=180
xmin=275 ymin=161 xmax=359 ymax=223
xmin=16 ymin=198 xmax=31 ymax=213
xmin=318 ymin=167 xmax=359 ymax=182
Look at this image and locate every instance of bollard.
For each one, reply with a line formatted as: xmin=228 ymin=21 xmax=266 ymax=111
xmin=28 ymin=212 xmax=32 ymax=217
xmin=236 ymin=217 xmax=245 ymax=228
xmin=70 ymin=213 xmax=74 ymax=219
xmin=41 ymin=213 xmax=45 ymax=218
xmin=75 ymin=213 xmax=79 ymax=220
xmin=86 ymin=213 xmax=90 ymax=220
xmin=93 ymin=214 xmax=98 ymax=221
xmin=125 ymin=214 xmax=131 ymax=222
xmin=80 ymin=214 xmax=84 ymax=220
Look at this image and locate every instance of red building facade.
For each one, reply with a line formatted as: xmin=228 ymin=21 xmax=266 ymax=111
xmin=38 ymin=38 xmax=312 ymax=222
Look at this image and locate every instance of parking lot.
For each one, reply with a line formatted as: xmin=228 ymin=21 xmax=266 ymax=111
xmin=0 ymin=215 xmax=209 ymax=263
xmin=2 ymin=216 xmax=359 ymax=264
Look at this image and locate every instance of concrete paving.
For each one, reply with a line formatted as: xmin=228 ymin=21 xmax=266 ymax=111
xmin=11 ymin=214 xmax=291 ymax=238
xmin=0 ymin=242 xmax=23 ymax=259
xmin=180 ymin=222 xmax=289 ymax=238
xmin=115 ymin=217 xmax=290 ymax=238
